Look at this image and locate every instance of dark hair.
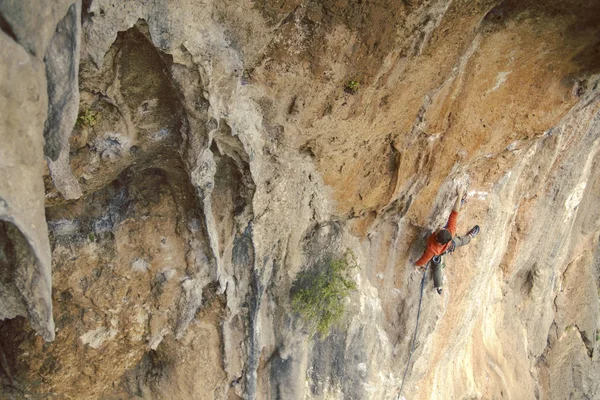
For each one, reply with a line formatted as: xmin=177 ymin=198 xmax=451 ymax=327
xmin=436 ymin=229 xmax=452 ymax=244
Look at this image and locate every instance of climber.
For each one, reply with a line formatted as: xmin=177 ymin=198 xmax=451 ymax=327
xmin=414 ymin=186 xmax=479 ymax=294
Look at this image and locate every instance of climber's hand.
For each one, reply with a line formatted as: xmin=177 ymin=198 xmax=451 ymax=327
xmin=414 ymin=265 xmax=426 ymax=275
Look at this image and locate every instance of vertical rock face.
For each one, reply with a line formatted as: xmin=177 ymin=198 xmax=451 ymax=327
xmin=44 ymin=1 xmax=83 ymax=200
xmin=1 ymin=0 xmax=600 ymax=399
xmin=0 ymin=0 xmax=78 ymax=343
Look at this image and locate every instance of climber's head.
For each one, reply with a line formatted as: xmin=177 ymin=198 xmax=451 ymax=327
xmin=436 ymin=229 xmax=452 ymax=245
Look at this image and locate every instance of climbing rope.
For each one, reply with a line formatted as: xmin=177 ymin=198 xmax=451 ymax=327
xmin=397 ymin=266 xmax=428 ymax=400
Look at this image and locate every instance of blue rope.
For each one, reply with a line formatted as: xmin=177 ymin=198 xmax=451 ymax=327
xmin=397 ymin=266 xmax=428 ymax=399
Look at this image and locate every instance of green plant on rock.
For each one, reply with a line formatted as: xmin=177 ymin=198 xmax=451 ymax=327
xmin=77 ymin=109 xmax=99 ymax=128
xmin=291 ymin=251 xmax=358 ymax=338
xmin=344 ymin=80 xmax=360 ymax=94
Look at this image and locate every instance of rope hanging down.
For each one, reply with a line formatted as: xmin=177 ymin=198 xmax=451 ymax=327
xmin=397 ymin=266 xmax=428 ymax=399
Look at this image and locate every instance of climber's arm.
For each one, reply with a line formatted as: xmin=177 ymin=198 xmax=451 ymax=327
xmin=453 ymin=187 xmax=465 ymax=213
xmin=415 ymin=248 xmax=434 ymax=267
xmin=446 ymin=187 xmax=465 ymax=236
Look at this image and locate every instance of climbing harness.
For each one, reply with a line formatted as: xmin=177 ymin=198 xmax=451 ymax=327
xmin=397 ymin=265 xmax=428 ymax=399
xmin=432 ymin=254 xmax=446 ymax=269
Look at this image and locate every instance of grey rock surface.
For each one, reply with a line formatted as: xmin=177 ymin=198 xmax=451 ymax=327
xmin=0 ymin=0 xmax=74 ymax=56
xmin=1 ymin=0 xmax=600 ymax=399
xmin=0 ymin=0 xmax=79 ymax=344
xmin=44 ymin=0 xmax=83 ymax=199
xmin=0 ymin=30 xmax=54 ymax=341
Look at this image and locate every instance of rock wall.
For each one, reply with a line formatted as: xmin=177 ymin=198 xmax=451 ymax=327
xmin=1 ymin=0 xmax=599 ymax=399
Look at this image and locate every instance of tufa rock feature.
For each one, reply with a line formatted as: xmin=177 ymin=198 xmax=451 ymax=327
xmin=44 ymin=0 xmax=83 ymax=199
xmin=0 ymin=0 xmax=74 ymax=56
xmin=43 ymin=1 xmax=81 ymax=161
xmin=0 ymin=221 xmax=54 ymax=341
xmin=0 ymin=28 xmax=55 ymax=341
xmin=2 ymin=0 xmax=600 ymax=399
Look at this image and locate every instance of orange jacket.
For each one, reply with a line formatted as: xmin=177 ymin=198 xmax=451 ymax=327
xmin=415 ymin=210 xmax=458 ymax=267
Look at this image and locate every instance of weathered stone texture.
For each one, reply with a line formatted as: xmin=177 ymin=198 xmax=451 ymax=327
xmin=0 ymin=30 xmax=54 ymax=342
xmin=1 ymin=0 xmax=600 ymax=399
xmin=44 ymin=1 xmax=83 ymax=200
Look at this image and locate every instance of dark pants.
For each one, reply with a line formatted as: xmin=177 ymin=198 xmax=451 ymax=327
xmin=432 ymin=235 xmax=471 ymax=289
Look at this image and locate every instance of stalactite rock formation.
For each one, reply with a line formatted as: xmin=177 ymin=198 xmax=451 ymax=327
xmin=1 ymin=1 xmax=599 ymax=399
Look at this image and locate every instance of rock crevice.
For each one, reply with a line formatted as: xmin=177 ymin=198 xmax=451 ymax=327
xmin=1 ymin=1 xmax=600 ymax=399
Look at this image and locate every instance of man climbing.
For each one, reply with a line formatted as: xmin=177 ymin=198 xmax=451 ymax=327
xmin=414 ymin=187 xmax=479 ymax=294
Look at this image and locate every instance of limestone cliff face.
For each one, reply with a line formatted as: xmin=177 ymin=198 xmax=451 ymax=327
xmin=1 ymin=0 xmax=599 ymax=399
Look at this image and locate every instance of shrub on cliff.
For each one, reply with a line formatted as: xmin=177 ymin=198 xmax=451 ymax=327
xmin=291 ymin=252 xmax=357 ymax=337
xmin=77 ymin=108 xmax=100 ymax=128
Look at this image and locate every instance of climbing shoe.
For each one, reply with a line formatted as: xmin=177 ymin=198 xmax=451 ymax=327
xmin=467 ymin=225 xmax=480 ymax=238
xmin=436 ymin=287 xmax=443 ymax=295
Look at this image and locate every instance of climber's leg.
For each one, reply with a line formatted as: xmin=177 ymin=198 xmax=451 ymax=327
xmin=453 ymin=235 xmax=471 ymax=248
xmin=432 ymin=256 xmax=443 ymax=294
xmin=454 ymin=225 xmax=480 ymax=249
